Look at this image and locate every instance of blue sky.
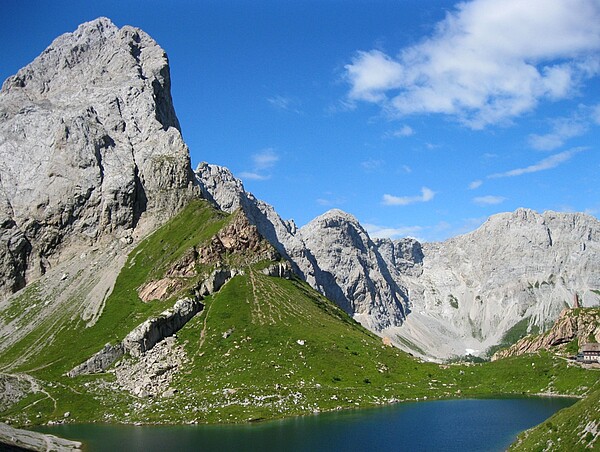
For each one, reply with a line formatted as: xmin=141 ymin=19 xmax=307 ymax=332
xmin=2 ymin=0 xmax=599 ymax=241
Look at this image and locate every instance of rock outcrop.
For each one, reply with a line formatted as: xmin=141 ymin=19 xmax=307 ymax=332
xmin=0 ymin=17 xmax=197 ymax=298
xmin=196 ymin=210 xmax=280 ymax=267
xmin=0 ymin=374 xmax=31 ymax=412
xmin=67 ymin=297 xmax=203 ymax=376
xmin=492 ymin=307 xmax=600 ymax=360
xmin=122 ymin=297 xmax=202 ymax=357
xmin=0 ymin=422 xmax=81 ymax=451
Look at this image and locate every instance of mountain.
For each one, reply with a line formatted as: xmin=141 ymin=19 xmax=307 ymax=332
xmin=2 ymin=196 xmax=596 ymax=428
xmin=0 ymin=17 xmax=197 ymax=298
xmin=196 ymin=164 xmax=600 ymax=360
xmin=3 ymin=17 xmax=597 ymax=364
xmin=390 ymin=209 xmax=600 ymax=359
xmin=1 ymin=19 xmax=599 ymax=448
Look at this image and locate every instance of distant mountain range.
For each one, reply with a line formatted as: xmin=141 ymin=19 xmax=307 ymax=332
xmin=197 ymin=162 xmax=600 ymax=359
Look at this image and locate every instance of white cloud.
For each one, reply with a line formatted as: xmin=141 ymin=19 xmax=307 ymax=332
xmin=382 ymin=187 xmax=435 ymax=206
xmin=489 ymin=147 xmax=584 ymax=178
xmin=528 ymin=116 xmax=588 ymax=150
xmin=468 ymin=179 xmax=483 ymax=190
xmin=345 ymin=50 xmax=404 ymax=102
xmin=240 ymin=148 xmax=280 ymax=181
xmin=473 ymin=195 xmax=506 ymax=205
xmin=364 ymin=223 xmax=423 ymax=239
xmin=252 ymin=148 xmax=279 ymax=170
xmin=267 ymin=95 xmax=302 ymax=113
xmin=344 ymin=0 xmax=600 ymax=128
xmin=387 ymin=125 xmax=415 ymax=137
xmin=239 ymin=171 xmax=269 ymax=181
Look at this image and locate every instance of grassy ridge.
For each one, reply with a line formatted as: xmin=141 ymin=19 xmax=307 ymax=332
xmin=0 ymin=200 xmax=227 ymax=378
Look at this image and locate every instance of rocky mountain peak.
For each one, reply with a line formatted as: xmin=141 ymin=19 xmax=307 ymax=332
xmin=310 ymin=208 xmax=360 ymax=225
xmin=195 ymin=162 xmax=246 ymax=213
xmin=0 ymin=18 xmax=197 ymax=297
xmin=301 ymin=209 xmax=369 ymax=249
xmin=8 ymin=17 xmax=179 ymax=130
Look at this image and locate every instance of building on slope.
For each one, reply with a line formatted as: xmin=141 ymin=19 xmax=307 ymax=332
xmin=577 ymin=343 xmax=600 ymax=363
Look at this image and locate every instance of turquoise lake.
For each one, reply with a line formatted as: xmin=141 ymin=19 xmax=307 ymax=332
xmin=35 ymin=397 xmax=575 ymax=451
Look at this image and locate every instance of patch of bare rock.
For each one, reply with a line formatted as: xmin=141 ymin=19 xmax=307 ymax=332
xmin=0 ymin=421 xmax=81 ymax=451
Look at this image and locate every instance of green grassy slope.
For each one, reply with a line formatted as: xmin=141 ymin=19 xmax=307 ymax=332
xmin=510 ymin=384 xmax=600 ymax=451
xmin=0 ymin=200 xmax=228 ymax=379
xmin=0 ymin=199 xmax=598 ymax=430
xmin=499 ymin=308 xmax=600 ymax=451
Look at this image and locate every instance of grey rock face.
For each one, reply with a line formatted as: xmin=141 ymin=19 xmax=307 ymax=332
xmin=0 ymin=422 xmax=82 ymax=451
xmin=261 ymin=261 xmax=293 ymax=279
xmin=0 ymin=374 xmax=31 ymax=412
xmin=197 ymin=268 xmax=240 ymax=297
xmin=0 ymin=17 xmax=197 ymax=297
xmin=390 ymin=208 xmax=600 ymax=359
xmin=122 ymin=297 xmax=202 ymax=357
xmin=66 ymin=343 xmax=124 ymax=377
xmin=298 ymin=210 xmax=409 ymax=330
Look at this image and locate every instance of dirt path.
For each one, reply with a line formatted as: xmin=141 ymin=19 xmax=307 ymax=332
xmin=0 ymin=372 xmax=57 ymax=412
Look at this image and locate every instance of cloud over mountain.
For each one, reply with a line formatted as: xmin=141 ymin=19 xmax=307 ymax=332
xmin=383 ymin=187 xmax=435 ymax=206
xmin=345 ymin=0 xmax=600 ymax=128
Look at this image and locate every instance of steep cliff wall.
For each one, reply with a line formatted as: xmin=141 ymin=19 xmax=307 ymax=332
xmin=0 ymin=17 xmax=197 ymax=297
xmin=388 ymin=209 xmax=600 ymax=359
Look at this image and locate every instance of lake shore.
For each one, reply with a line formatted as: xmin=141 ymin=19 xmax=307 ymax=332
xmin=0 ymin=421 xmax=81 ymax=451
xmin=30 ymin=397 xmax=576 ymax=452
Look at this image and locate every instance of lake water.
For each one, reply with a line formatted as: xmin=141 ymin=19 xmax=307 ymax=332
xmin=36 ymin=398 xmax=575 ymax=451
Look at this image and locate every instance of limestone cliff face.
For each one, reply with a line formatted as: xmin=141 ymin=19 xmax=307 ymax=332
xmin=298 ymin=210 xmax=408 ymax=330
xmin=0 ymin=17 xmax=197 ymax=297
xmin=196 ymin=164 xmax=600 ymax=360
xmin=388 ymin=209 xmax=600 ymax=359
xmin=492 ymin=308 xmax=600 ymax=360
